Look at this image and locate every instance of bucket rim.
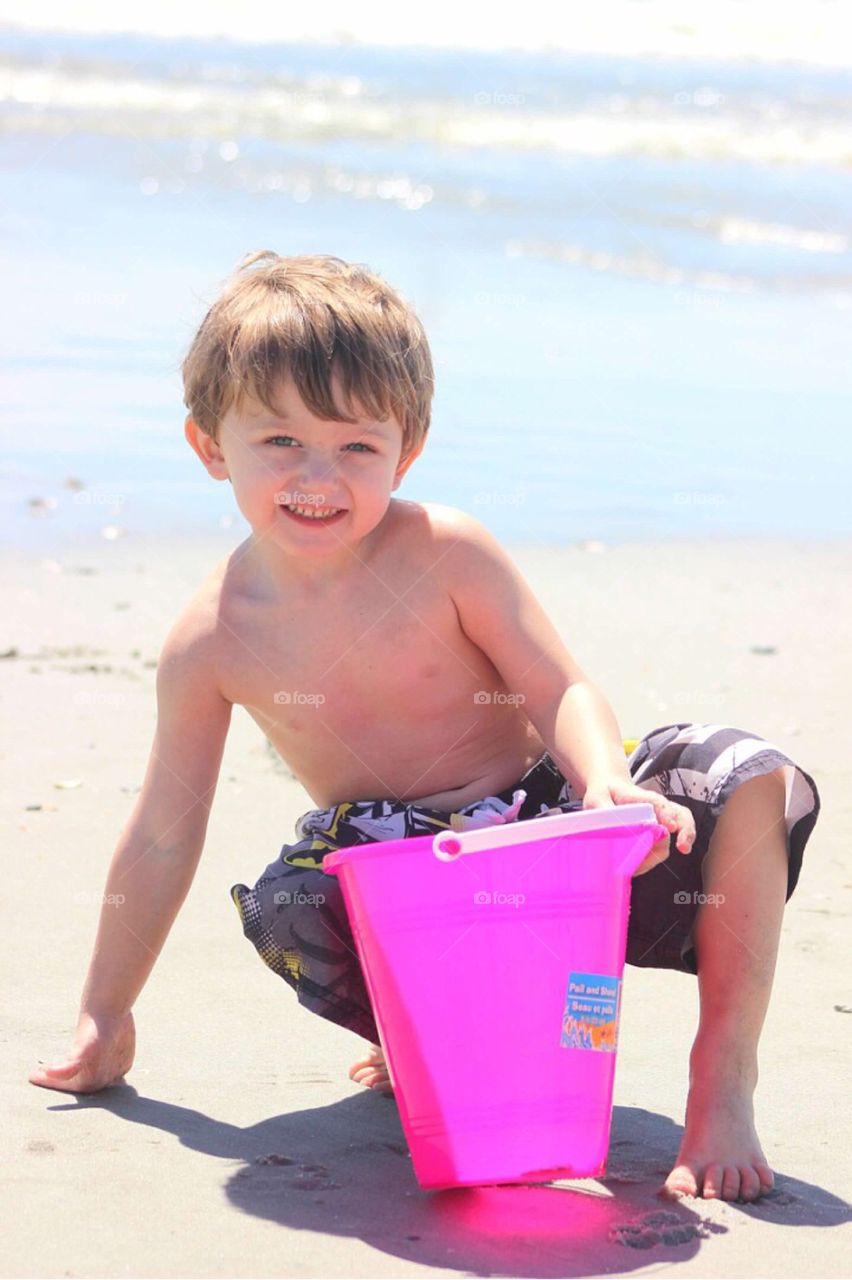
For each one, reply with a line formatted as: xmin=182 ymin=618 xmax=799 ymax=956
xmin=323 ymin=802 xmax=665 ymax=875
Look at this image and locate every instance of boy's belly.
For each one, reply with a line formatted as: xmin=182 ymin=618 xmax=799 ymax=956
xmin=393 ymin=746 xmax=545 ymax=810
xmin=254 ymin=699 xmax=548 ymax=811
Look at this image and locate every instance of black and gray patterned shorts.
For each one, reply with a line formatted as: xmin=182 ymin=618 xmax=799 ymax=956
xmin=231 ymin=723 xmax=820 ymax=1045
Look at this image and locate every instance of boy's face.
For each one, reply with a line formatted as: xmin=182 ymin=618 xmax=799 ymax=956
xmin=186 ymin=375 xmax=422 ymax=565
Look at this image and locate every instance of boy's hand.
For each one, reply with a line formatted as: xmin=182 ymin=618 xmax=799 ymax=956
xmin=582 ymin=778 xmax=696 ymax=876
xmin=29 ymin=1010 xmax=135 ymax=1094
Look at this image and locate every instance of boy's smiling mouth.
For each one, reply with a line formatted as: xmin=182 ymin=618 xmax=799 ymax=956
xmin=277 ymin=501 xmax=348 ymax=525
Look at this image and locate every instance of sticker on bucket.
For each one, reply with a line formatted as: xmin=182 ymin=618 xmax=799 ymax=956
xmin=560 ymin=972 xmax=621 ymax=1053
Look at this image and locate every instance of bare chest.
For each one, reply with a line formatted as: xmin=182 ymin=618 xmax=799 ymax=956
xmin=217 ymin=567 xmax=498 ymax=775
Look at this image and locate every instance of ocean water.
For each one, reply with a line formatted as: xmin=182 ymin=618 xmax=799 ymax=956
xmin=1 ymin=14 xmax=851 ymax=548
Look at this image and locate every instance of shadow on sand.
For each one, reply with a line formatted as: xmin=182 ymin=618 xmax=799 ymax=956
xmin=47 ymin=1090 xmax=851 ymax=1278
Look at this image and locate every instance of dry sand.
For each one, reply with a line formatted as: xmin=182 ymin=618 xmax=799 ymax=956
xmin=4 ymin=531 xmax=851 ymax=1279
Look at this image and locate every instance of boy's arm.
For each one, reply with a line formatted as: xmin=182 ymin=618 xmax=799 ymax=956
xmin=78 ymin=611 xmax=233 ymax=1017
xmin=30 ymin=608 xmax=233 ymax=1092
xmin=442 ymin=511 xmax=694 ymax=855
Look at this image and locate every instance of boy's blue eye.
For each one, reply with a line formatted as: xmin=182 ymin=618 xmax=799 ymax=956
xmin=265 ymin=435 xmax=375 ymax=453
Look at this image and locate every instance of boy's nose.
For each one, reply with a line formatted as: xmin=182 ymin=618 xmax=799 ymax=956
xmin=291 ymin=463 xmax=344 ymax=505
xmin=297 ymin=460 xmax=336 ymax=489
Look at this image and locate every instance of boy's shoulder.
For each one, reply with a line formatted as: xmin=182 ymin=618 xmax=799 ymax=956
xmin=387 ymin=499 xmax=508 ymax=586
xmin=391 ymin=502 xmax=518 ymax=612
xmin=396 ymin=499 xmax=491 ymax=546
xmin=157 ymin=558 xmax=232 ymax=684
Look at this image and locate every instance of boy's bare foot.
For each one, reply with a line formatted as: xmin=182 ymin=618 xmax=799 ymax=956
xmin=348 ymin=1043 xmax=394 ymax=1095
xmin=662 ymin=1053 xmax=774 ymax=1202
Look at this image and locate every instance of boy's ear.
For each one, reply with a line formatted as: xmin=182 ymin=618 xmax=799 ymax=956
xmin=392 ymin=441 xmax=424 ymax=491
xmin=185 ymin=416 xmax=229 ymax=481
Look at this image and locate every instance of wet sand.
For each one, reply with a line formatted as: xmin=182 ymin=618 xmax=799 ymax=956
xmin=4 ymin=531 xmax=851 ymax=1278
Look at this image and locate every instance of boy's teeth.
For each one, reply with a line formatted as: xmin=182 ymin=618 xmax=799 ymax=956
xmin=286 ymin=504 xmax=341 ymax=519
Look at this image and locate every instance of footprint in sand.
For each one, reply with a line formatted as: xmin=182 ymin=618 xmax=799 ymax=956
xmin=291 ymin=1164 xmax=342 ymax=1191
xmin=247 ymin=1156 xmax=341 ymax=1190
xmin=609 ymin=1209 xmax=704 ymax=1249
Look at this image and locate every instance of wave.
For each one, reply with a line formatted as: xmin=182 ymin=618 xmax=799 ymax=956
xmin=2 ymin=59 xmax=851 ymax=168
xmin=699 ymin=216 xmax=848 ymax=254
xmin=505 ymin=237 xmax=852 ymax=299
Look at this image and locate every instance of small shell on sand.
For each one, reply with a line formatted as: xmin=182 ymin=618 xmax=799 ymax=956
xmin=54 ymin=779 xmax=83 ymax=790
xmin=27 ymin=496 xmax=58 ymax=517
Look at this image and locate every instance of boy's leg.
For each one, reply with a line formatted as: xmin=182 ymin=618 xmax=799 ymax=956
xmin=663 ymin=767 xmax=788 ymax=1202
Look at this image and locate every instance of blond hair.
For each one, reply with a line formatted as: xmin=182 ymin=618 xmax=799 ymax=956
xmin=181 ymin=250 xmax=434 ymax=460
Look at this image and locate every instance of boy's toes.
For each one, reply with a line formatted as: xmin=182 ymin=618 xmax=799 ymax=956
xmin=350 ymin=1066 xmax=394 ymax=1095
xmin=738 ymin=1165 xmax=763 ymax=1202
xmin=703 ymin=1163 xmax=742 ymax=1200
xmin=662 ymin=1163 xmax=700 ymax=1198
xmin=348 ymin=1045 xmax=394 ymax=1095
xmin=664 ymin=1158 xmax=775 ymax=1203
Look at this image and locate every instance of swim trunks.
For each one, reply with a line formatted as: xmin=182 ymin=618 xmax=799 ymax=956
xmin=230 ymin=722 xmax=820 ymax=1045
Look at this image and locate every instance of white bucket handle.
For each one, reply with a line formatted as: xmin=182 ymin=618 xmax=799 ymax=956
xmin=433 ymin=802 xmax=663 ymax=863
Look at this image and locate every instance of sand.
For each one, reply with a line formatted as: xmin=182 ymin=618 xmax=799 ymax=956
xmin=4 ymin=531 xmax=851 ymax=1279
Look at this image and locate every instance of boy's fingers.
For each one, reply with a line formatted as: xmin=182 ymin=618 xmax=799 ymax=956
xmin=29 ymin=1059 xmax=85 ymax=1083
xmin=29 ymin=1068 xmax=107 ymax=1094
xmin=29 ymin=1070 xmax=78 ymax=1091
xmin=43 ymin=1059 xmax=85 ymax=1076
xmin=653 ymin=800 xmax=696 ymax=849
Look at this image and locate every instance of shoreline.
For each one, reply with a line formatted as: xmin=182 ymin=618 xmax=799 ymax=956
xmin=6 ymin=522 xmax=852 ymax=557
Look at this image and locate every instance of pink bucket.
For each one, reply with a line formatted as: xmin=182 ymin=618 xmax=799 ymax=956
xmin=323 ymin=803 xmax=666 ymax=1190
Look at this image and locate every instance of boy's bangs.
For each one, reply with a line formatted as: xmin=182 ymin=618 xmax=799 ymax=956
xmin=231 ymin=309 xmax=396 ymax=428
xmin=182 ymin=251 xmax=433 ymax=452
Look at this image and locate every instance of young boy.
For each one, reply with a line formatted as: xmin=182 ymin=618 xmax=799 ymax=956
xmin=30 ymin=251 xmax=820 ymax=1204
